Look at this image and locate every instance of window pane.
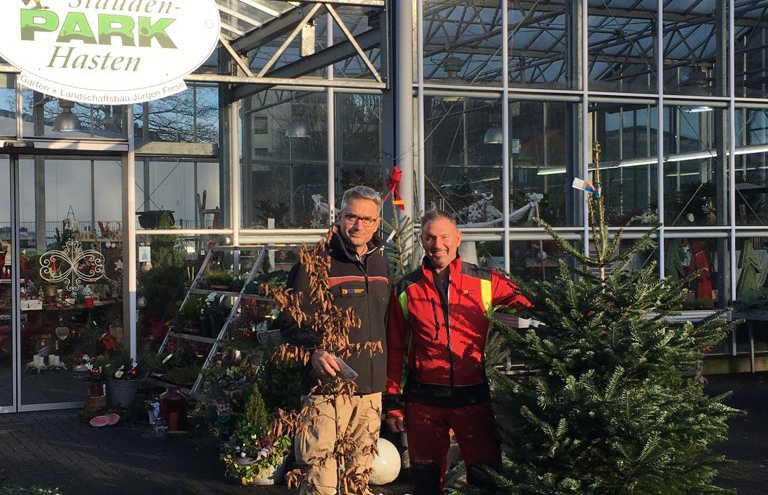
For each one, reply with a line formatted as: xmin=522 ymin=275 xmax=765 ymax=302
xmin=591 ymin=102 xmax=658 ymax=226
xmin=510 ymin=1 xmax=576 ymax=90
xmin=510 ymin=100 xmax=582 ymax=227
xmin=22 ymin=91 xmax=125 ymax=139
xmin=136 ymin=159 xmax=222 ymax=230
xmin=663 ymin=105 xmax=729 ymax=226
xmin=133 ymin=83 xmax=219 ymax=146
xmin=242 ymin=90 xmax=328 ymax=228
xmin=424 ymin=2 xmax=503 ymax=89
xmin=589 ymin=0 xmax=658 ymax=94
xmin=335 ymin=93 xmax=384 ymax=210
xmin=734 ymin=107 xmax=768 ymax=226
xmin=735 ymin=237 xmax=768 ymax=303
xmin=424 ymin=96 xmax=502 ymax=227
xmin=663 ymin=1 xmax=729 ymax=96
xmin=734 ymin=3 xmax=768 ymax=98
xmin=0 ymin=75 xmax=16 ymax=138
xmin=664 ymin=236 xmax=728 ymax=309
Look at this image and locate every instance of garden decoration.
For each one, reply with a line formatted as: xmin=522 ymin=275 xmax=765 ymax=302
xmin=481 ymin=141 xmax=740 ymax=494
xmin=369 ymin=438 xmax=400 ymax=486
xmin=24 ymin=355 xmax=47 ymax=374
xmin=39 ymin=239 xmax=106 ymax=292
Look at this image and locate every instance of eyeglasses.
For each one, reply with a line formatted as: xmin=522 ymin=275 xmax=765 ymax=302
xmin=343 ymin=213 xmax=379 ymax=227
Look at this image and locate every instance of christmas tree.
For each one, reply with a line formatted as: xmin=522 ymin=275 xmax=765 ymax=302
xmin=484 ymin=143 xmax=740 ymax=495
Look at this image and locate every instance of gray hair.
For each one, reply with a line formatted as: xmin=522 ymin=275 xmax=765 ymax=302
xmin=420 ymin=209 xmax=457 ymax=230
xmin=340 ymin=186 xmax=382 ymax=213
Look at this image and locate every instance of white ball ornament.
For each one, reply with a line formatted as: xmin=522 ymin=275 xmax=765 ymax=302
xmin=369 ymin=437 xmax=401 ymax=485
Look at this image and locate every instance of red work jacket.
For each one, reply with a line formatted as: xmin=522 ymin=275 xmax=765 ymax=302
xmin=385 ymin=256 xmax=530 ymax=413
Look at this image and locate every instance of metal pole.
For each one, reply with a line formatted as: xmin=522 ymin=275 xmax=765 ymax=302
xmin=229 ymin=99 xmax=241 ymax=246
xmin=395 ymin=0 xmax=415 ymax=220
xmin=657 ymin=0 xmax=665 ymax=278
xmin=502 ymin=0 xmax=511 ymax=273
xmin=328 ymin=12 xmax=336 ymax=224
xmin=582 ymin=0 xmax=590 ymax=254
xmin=10 ymin=153 xmax=20 ymax=411
xmin=123 ymin=105 xmax=137 ymax=360
xmin=729 ymin=0 xmax=737 ymax=306
xmin=417 ymin=0 xmax=425 ymax=216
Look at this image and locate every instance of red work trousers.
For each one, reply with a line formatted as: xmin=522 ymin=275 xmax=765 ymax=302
xmin=405 ymin=401 xmax=501 ymax=491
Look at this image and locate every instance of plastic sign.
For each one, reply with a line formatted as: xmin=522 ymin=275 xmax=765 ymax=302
xmin=0 ymin=0 xmax=221 ymax=104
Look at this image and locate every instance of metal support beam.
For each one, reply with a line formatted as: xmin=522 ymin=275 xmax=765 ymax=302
xmin=326 ymin=4 xmax=383 ymax=82
xmin=122 ymin=105 xmax=137 ymax=359
xmin=258 ymin=3 xmax=323 ymax=77
xmin=566 ymin=0 xmax=582 ymax=228
xmin=219 ymin=35 xmax=254 ymax=77
xmin=715 ymin=0 xmax=729 ymax=308
xmin=227 ymin=28 xmax=383 ymax=102
xmin=232 ymin=6 xmax=324 ymax=53
xmin=394 ymin=0 xmax=414 ymax=221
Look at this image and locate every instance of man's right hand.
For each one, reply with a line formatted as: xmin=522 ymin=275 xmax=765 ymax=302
xmin=311 ymin=350 xmax=341 ymax=377
xmin=386 ymin=416 xmax=405 ymax=433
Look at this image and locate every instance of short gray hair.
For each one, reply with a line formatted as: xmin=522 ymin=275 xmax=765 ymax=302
xmin=420 ymin=209 xmax=457 ymax=230
xmin=340 ymin=186 xmax=382 ymax=213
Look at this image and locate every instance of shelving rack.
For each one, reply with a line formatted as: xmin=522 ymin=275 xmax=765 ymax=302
xmin=153 ymin=245 xmax=282 ymax=396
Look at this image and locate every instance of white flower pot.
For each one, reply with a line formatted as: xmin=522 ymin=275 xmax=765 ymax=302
xmin=251 ymin=456 xmax=287 ymax=486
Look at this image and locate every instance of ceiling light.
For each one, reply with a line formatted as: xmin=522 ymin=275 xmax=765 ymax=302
xmin=440 ymin=56 xmax=465 ymax=102
xmin=682 ymin=105 xmax=713 ymax=113
xmin=52 ymin=100 xmax=82 ymax=133
xmin=483 ymin=113 xmax=502 ymax=144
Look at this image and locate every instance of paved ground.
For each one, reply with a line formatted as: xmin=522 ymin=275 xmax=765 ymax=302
xmin=0 ymin=373 xmax=766 ymax=495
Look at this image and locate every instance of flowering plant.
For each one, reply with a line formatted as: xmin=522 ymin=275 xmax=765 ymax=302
xmin=111 ymin=360 xmax=139 ymax=380
xmin=222 ymin=434 xmax=291 ymax=485
xmin=83 ymin=354 xmax=110 ymax=383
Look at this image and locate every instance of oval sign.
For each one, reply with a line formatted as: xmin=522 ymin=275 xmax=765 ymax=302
xmin=0 ymin=0 xmax=221 ymax=104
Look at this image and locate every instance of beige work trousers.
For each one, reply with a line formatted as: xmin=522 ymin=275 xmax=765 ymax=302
xmin=296 ymin=392 xmax=382 ymax=495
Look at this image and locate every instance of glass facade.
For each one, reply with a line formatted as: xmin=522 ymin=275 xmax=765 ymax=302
xmin=413 ymin=0 xmax=758 ymax=313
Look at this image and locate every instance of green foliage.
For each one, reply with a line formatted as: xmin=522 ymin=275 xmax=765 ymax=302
xmin=382 ymin=205 xmax=421 ymax=281
xmin=256 ymin=354 xmax=302 ymax=413
xmin=171 ymin=295 xmax=204 ymax=328
xmin=164 ymin=363 xmax=201 ymax=386
xmin=221 ymin=383 xmax=291 ymax=485
xmin=205 ymin=269 xmax=234 ymax=287
xmin=241 ymin=383 xmax=269 ymax=439
xmin=483 ymin=165 xmax=740 ymax=494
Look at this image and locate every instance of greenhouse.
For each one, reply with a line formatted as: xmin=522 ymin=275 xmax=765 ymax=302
xmin=0 ymin=0 xmax=766 ymax=416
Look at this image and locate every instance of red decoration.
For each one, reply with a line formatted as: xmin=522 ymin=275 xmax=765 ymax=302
xmin=384 ymin=165 xmax=405 ymax=210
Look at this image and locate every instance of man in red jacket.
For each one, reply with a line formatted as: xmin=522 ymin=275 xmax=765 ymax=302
xmin=385 ymin=210 xmax=530 ymax=495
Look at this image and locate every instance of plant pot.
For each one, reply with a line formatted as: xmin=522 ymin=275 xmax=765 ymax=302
xmin=136 ymin=210 xmax=175 ymax=229
xmin=251 ymin=456 xmax=288 ymax=486
xmin=88 ymin=382 xmax=105 ymax=398
xmin=108 ymin=379 xmax=138 ymax=407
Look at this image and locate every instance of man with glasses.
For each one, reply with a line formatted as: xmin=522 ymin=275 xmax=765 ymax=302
xmin=282 ymin=186 xmax=390 ymax=495
xmin=385 ymin=210 xmax=531 ymax=495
